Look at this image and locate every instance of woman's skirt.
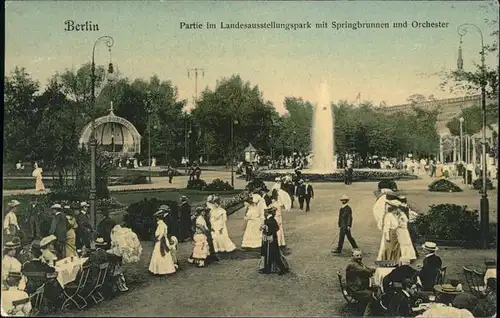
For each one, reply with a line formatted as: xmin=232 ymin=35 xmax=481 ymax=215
xmin=35 ymin=176 xmax=45 ymax=191
xmin=396 ymin=228 xmax=416 ymax=260
xmin=65 ymin=230 xmax=78 ymax=258
xmin=148 ymin=242 xmax=176 ymax=275
xmin=377 ymin=230 xmax=401 ymax=261
xmin=212 ymin=232 xmax=236 ymax=253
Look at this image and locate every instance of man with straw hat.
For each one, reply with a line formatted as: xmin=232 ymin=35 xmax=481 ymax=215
xmin=332 ymin=195 xmax=359 ymax=254
xmin=3 ymin=200 xmax=21 ymax=242
xmin=49 ymin=203 xmax=68 ymax=259
xmin=417 ymin=241 xmax=442 ymax=291
xmin=75 ymin=201 xmax=93 ymax=251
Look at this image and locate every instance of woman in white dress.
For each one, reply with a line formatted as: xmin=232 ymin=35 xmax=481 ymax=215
xmin=377 ymin=200 xmax=401 ymax=262
xmin=33 ymin=167 xmax=45 ymax=192
xmin=209 ymin=196 xmax=236 ymax=253
xmin=270 ymin=190 xmax=286 ymax=247
xmin=395 ymin=208 xmax=417 ymax=260
xmin=241 ymin=195 xmax=265 ymax=249
xmin=149 ymin=208 xmax=177 ymax=276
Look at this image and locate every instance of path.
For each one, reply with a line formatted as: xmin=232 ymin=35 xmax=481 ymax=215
xmin=69 ymin=180 xmax=496 ymax=316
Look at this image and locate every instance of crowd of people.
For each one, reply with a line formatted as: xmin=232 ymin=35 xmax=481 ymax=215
xmin=338 ymin=183 xmax=497 ymax=317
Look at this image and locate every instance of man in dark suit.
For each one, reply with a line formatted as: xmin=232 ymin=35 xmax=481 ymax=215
xmin=382 ymin=257 xmax=418 ymax=293
xmin=387 ymin=278 xmax=418 ymax=317
xmin=417 ymin=242 xmax=442 ymax=291
xmin=179 ymin=196 xmax=193 ymax=241
xmin=188 ymin=164 xmax=196 ymax=181
xmin=167 ymin=165 xmax=175 ymax=184
xmin=345 ymin=250 xmax=377 ymax=316
xmin=81 ymin=238 xmax=117 ymax=297
xmin=97 ymin=209 xmax=117 ymax=250
xmin=194 ymin=164 xmax=202 ymax=180
xmin=333 ymin=195 xmax=359 ymax=253
xmin=75 ymin=202 xmax=93 ymax=250
xmin=28 ymin=198 xmax=51 ymax=241
xmin=303 ymin=179 xmax=314 ymax=212
xmin=49 ymin=204 xmax=68 ymax=259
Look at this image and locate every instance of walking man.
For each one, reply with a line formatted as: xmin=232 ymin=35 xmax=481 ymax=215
xmin=332 ymin=195 xmax=359 ymax=254
xmin=297 ymin=179 xmax=314 ymax=212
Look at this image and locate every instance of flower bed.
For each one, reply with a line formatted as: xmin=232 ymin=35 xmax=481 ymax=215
xmin=186 ymin=178 xmax=234 ymax=191
xmin=428 ymin=179 xmax=462 ymax=192
xmin=255 ymin=169 xmax=417 ymax=182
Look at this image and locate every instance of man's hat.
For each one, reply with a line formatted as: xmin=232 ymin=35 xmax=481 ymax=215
xmin=31 ymin=240 xmax=42 ymax=251
xmin=340 ymin=195 xmax=349 ymax=201
xmin=4 ymin=241 xmax=20 ymax=250
xmin=94 ymin=237 xmax=107 ymax=247
xmin=434 ymin=284 xmax=462 ymax=295
xmin=40 ymin=235 xmax=57 ymax=248
xmin=80 ymin=201 xmax=89 ymax=207
xmin=159 ymin=205 xmax=170 ymax=211
xmin=180 ymin=196 xmax=188 ymax=201
xmin=51 ymin=203 xmax=62 ymax=209
xmin=7 ymin=200 xmax=21 ymax=208
xmin=422 ymin=241 xmax=439 ymax=251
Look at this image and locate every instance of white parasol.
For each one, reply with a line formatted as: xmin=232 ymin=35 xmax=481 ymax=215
xmin=278 ymin=189 xmax=292 ymax=211
xmin=373 ymin=194 xmax=388 ymax=231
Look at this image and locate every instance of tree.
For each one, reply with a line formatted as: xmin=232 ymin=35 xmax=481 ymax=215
xmin=446 ymin=103 xmax=498 ymax=135
xmin=406 ymin=94 xmax=428 ymax=104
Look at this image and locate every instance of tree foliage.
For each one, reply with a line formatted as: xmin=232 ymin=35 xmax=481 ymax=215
xmin=446 ymin=103 xmax=499 ymax=136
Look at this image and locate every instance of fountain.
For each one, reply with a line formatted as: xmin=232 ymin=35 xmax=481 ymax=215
xmin=311 ymin=82 xmax=337 ymax=172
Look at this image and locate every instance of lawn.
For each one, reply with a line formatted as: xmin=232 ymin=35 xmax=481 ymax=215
xmin=59 ymin=180 xmax=497 ymax=317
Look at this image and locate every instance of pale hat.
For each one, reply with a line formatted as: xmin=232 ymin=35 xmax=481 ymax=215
xmin=158 ymin=205 xmax=170 ymax=211
xmin=386 ymin=199 xmax=402 ymax=207
xmin=40 ymin=235 xmax=57 ymax=247
xmin=180 ymin=196 xmax=188 ymax=201
xmin=7 ymin=200 xmax=20 ymax=208
xmin=298 ymin=179 xmax=304 ymax=184
xmin=80 ymin=202 xmax=89 ymax=207
xmin=434 ymin=284 xmax=462 ymax=295
xmin=51 ymin=203 xmax=62 ymax=209
xmin=422 ymin=241 xmax=439 ymax=251
xmin=94 ymin=237 xmax=107 ymax=247
xmin=3 ymin=241 xmax=20 ymax=250
xmin=340 ymin=195 xmax=350 ymax=201
xmin=275 ymin=177 xmax=281 ymax=181
xmin=154 ymin=210 xmax=168 ymax=217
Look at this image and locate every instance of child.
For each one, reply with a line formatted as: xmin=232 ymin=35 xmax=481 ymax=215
xmin=188 ymin=229 xmax=209 ymax=268
xmin=169 ymin=236 xmax=179 ymax=269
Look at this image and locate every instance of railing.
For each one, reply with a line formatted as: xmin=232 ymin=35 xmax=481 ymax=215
xmin=382 ymin=95 xmax=481 ymax=112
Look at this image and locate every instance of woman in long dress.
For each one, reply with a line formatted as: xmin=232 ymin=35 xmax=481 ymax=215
xmin=148 ymin=209 xmax=177 ymax=276
xmin=395 ymin=208 xmax=417 ymax=261
xmin=270 ymin=189 xmax=286 ymax=248
xmin=33 ymin=167 xmax=45 ymax=192
xmin=3 ymin=200 xmax=21 ymax=242
xmin=241 ymin=194 xmax=265 ymax=249
xmin=64 ymin=206 xmax=78 ymax=258
xmin=377 ymin=200 xmax=401 ymax=261
xmin=259 ymin=207 xmax=289 ymax=275
xmin=209 ymin=196 xmax=236 ymax=253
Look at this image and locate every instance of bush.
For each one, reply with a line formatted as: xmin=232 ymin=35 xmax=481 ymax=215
xmin=254 ymin=169 xmax=417 ymax=182
xmin=186 ymin=179 xmax=207 ymax=190
xmin=472 ymin=178 xmax=495 ymax=191
xmin=158 ymin=169 xmax=183 ymax=177
xmin=245 ymin=179 xmax=266 ymax=192
xmin=123 ymin=198 xmax=179 ymax=241
xmin=414 ymin=204 xmax=482 ymax=245
xmin=204 ymin=178 xmax=234 ymax=191
xmin=428 ymin=179 xmax=462 ymax=192
xmin=123 ymin=175 xmax=149 ymax=185
xmin=378 ymin=180 xmax=398 ymax=191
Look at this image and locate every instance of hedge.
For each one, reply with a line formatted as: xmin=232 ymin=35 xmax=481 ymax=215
xmin=186 ymin=178 xmax=234 ymax=191
xmin=255 ymin=169 xmax=417 ymax=182
xmin=428 ymin=179 xmax=462 ymax=192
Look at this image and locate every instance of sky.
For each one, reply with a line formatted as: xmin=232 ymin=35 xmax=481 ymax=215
xmin=5 ymin=1 xmax=499 ymax=114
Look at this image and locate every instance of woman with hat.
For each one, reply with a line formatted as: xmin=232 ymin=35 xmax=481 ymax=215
xmin=241 ymin=194 xmax=265 ymax=249
xmin=63 ymin=205 xmax=78 ymax=258
xmin=33 ymin=165 xmax=45 ymax=192
xmin=3 ymin=200 xmax=21 ymax=242
xmin=188 ymin=207 xmax=210 ymax=267
xmin=209 ymin=196 xmax=236 ymax=253
xmin=148 ymin=207 xmax=177 ymax=276
xmin=1 ymin=272 xmax=32 ymax=316
xmin=259 ymin=206 xmax=289 ymax=275
xmin=394 ymin=201 xmax=417 ymax=261
xmin=39 ymin=235 xmax=58 ymax=265
xmin=2 ymin=240 xmax=26 ymax=290
xmin=376 ymin=199 xmax=402 ymax=262
xmin=201 ymin=200 xmax=219 ymax=264
xmin=269 ymin=189 xmax=286 ymax=248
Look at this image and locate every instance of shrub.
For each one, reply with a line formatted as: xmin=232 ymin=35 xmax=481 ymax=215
xmin=46 ymin=185 xmax=90 ymax=203
xmin=204 ymin=178 xmax=234 ymax=191
xmin=414 ymin=204 xmax=483 ymax=245
xmin=123 ymin=198 xmax=179 ymax=241
xmin=123 ymin=175 xmax=149 ymax=185
xmin=472 ymin=178 xmax=495 ymax=191
xmin=378 ymin=180 xmax=398 ymax=191
xmin=186 ymin=179 xmax=207 ymax=190
xmin=245 ymin=179 xmax=266 ymax=192
xmin=428 ymin=179 xmax=462 ymax=192
xmin=158 ymin=169 xmax=183 ymax=177
xmin=254 ymin=169 xmax=417 ymax=182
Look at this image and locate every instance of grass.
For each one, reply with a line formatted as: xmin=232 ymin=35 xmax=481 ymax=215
xmin=58 ymin=180 xmax=496 ymax=317
xmin=3 ymin=178 xmax=56 ymax=190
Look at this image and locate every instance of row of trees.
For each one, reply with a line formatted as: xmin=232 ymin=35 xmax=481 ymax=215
xmin=5 ymin=66 xmax=449 ymax=170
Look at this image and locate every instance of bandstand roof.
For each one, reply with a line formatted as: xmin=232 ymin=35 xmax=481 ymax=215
xmin=244 ymin=143 xmax=257 ymax=152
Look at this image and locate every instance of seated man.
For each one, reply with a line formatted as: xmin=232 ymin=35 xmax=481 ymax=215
xmin=345 ymin=250 xmax=377 ymax=317
xmin=387 ymin=278 xmax=418 ymax=317
xmin=473 ymin=278 xmax=497 ymax=318
xmin=80 ymin=237 xmax=115 ymax=298
xmin=417 ymin=242 xmax=442 ymax=291
xmin=1 ymin=272 xmax=32 ymax=316
xmin=383 ymin=257 xmax=418 ymax=293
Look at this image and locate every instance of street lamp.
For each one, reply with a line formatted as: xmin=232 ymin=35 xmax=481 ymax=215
xmin=90 ymin=35 xmax=114 ymax=229
xmin=230 ymin=119 xmax=238 ymax=188
xmin=457 ymin=23 xmax=489 ymax=249
xmin=459 ymin=117 xmax=464 ymax=163
xmin=145 ymin=91 xmax=153 ymax=184
xmin=292 ymin=130 xmax=296 ymax=156
xmin=184 ymin=114 xmax=191 ymax=171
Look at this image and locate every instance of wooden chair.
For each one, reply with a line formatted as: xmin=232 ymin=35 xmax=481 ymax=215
xmin=8 ymin=297 xmax=31 ymax=316
xmin=29 ymin=284 xmax=46 ymax=316
xmin=336 ymin=271 xmax=358 ymax=305
xmin=463 ymin=266 xmax=486 ymax=298
xmin=86 ymin=262 xmax=110 ymax=304
xmin=61 ymin=265 xmax=91 ymax=310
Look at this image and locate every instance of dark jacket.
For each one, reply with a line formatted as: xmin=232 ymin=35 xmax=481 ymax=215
xmin=388 ymin=289 xmax=414 ymax=316
xmin=50 ymin=213 xmax=69 ymax=242
xmin=338 ymin=205 xmax=353 ymax=228
xmin=21 ymin=259 xmax=56 ymax=294
xmin=28 ymin=205 xmax=51 ymax=240
xmin=418 ymin=253 xmax=442 ymax=291
xmin=345 ymin=260 xmax=373 ymax=293
xmin=97 ymin=216 xmax=117 ymax=249
xmin=382 ymin=265 xmax=418 ymax=292
xmin=76 ymin=212 xmax=93 ymax=245
xmin=297 ymin=184 xmax=314 ymax=198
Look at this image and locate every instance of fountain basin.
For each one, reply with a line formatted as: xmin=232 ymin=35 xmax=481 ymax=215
xmin=254 ymin=168 xmax=418 ymax=182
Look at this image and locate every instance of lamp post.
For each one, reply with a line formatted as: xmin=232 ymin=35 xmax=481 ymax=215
xmin=230 ymin=119 xmax=238 ymax=188
xmin=145 ymin=91 xmax=153 ymax=184
xmin=184 ymin=114 xmax=191 ymax=172
xmin=459 ymin=117 xmax=464 ymax=162
xmin=90 ymin=35 xmax=114 ymax=229
xmin=457 ymin=23 xmax=489 ymax=249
